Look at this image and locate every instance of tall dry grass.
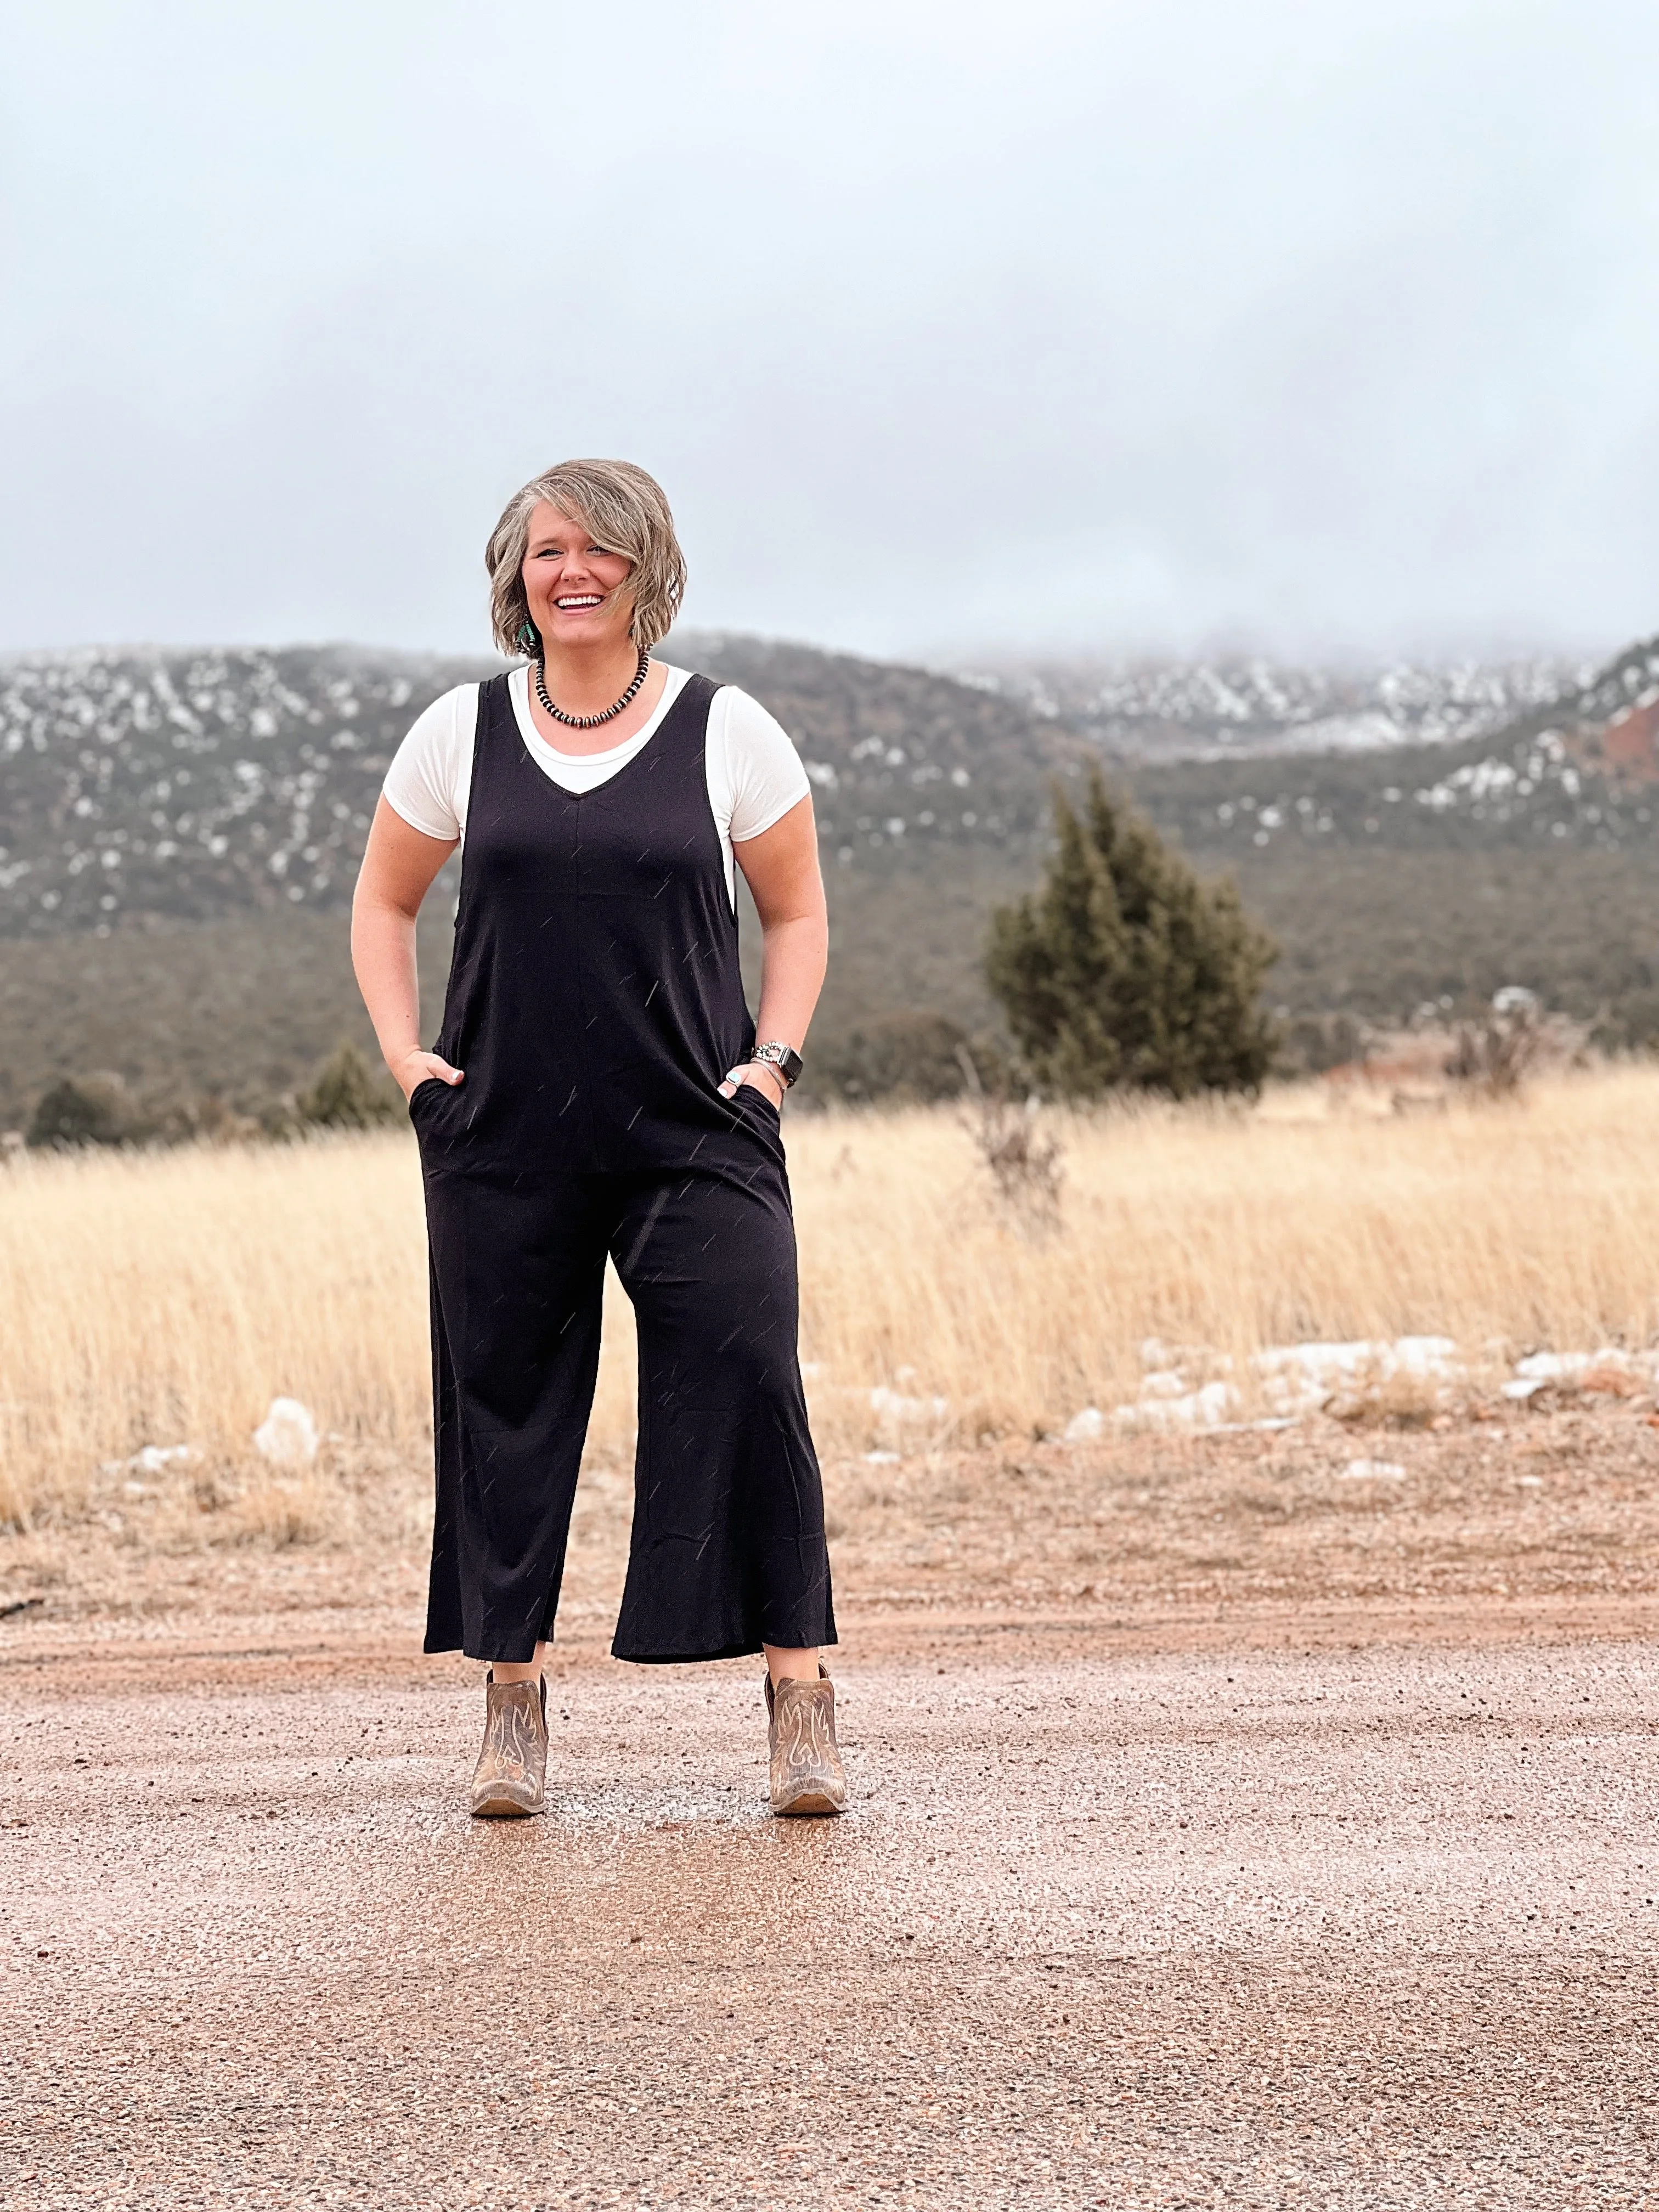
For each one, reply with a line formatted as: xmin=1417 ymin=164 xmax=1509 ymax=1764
xmin=0 ymin=1139 xmax=432 ymax=1529
xmin=789 ymin=1066 xmax=1659 ymax=1438
xmin=4 ymin=1065 xmax=1659 ymax=1530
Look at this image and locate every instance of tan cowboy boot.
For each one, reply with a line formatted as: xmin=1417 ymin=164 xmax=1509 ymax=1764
xmin=765 ymin=1664 xmax=847 ymax=1818
xmin=470 ymin=1672 xmax=548 ymax=1819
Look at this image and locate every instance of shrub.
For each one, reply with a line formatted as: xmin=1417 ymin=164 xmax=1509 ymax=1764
xmin=986 ymin=768 xmax=1278 ymax=1098
xmin=297 ymin=1043 xmax=398 ymax=1130
xmin=810 ymin=1011 xmax=1004 ymax=1104
xmin=1444 ymin=989 xmax=1545 ymax=1097
xmin=956 ymin=1051 xmax=1064 ymax=1234
xmin=1278 ymin=1012 xmax=1369 ymax=1077
xmin=26 ymin=1075 xmax=132 ymax=1148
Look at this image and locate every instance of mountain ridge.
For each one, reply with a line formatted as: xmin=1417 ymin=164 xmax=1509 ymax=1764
xmin=964 ymin=650 xmax=1598 ymax=763
xmin=0 ymin=632 xmax=1071 ymax=942
xmin=3 ymin=627 xmax=1657 ymax=1123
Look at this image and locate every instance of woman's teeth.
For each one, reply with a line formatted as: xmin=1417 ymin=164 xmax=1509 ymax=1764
xmin=555 ymin=595 xmax=602 ymax=610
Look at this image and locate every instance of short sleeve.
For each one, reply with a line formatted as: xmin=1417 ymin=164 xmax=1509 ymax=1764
xmin=720 ymin=687 xmax=812 ymax=844
xmin=381 ymin=684 xmax=477 ymax=842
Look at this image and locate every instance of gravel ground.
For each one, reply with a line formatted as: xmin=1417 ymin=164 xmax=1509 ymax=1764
xmin=4 ymin=1615 xmax=1658 ymax=2209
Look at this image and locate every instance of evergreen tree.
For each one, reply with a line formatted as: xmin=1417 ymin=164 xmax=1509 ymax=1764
xmin=986 ymin=769 xmax=1278 ymax=1098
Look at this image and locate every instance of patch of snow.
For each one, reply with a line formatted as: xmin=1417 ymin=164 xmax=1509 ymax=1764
xmin=253 ymin=1397 xmax=319 ymax=1468
xmin=868 ymin=1386 xmax=949 ymax=1424
xmin=1254 ymin=1336 xmax=1460 ymax=1414
xmin=1392 ymin=1336 xmax=1462 ymax=1372
xmin=1090 ymin=1331 xmax=1659 ymax=1438
xmin=1504 ymin=1350 xmax=1599 ymax=1399
xmin=1102 ymin=1333 xmax=1466 ymax=1432
xmin=99 ymin=1442 xmax=197 ymax=1477
xmin=1516 ymin=1352 xmax=1590 ymax=1381
xmin=1502 ymin=1347 xmax=1652 ymax=1400
xmin=1114 ymin=1379 xmax=1242 ymax=1433
xmin=1139 ymin=1369 xmax=1188 ymax=1400
xmin=133 ymin=1443 xmax=194 ymax=1474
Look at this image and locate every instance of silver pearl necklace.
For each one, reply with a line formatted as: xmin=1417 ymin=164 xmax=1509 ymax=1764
xmin=533 ymin=647 xmax=651 ymax=731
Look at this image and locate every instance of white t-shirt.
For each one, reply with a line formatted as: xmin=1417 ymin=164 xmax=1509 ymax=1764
xmin=381 ymin=664 xmax=811 ymax=906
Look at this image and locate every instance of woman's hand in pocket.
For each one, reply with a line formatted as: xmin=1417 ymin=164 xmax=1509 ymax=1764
xmin=718 ymin=1062 xmax=786 ymax=1106
xmin=395 ymin=1050 xmax=464 ymax=1103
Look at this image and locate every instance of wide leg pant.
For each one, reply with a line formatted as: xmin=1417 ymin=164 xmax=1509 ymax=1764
xmin=419 ymin=1096 xmax=836 ymax=1665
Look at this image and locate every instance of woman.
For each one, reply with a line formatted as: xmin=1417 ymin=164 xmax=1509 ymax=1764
xmin=352 ymin=459 xmax=844 ymax=1820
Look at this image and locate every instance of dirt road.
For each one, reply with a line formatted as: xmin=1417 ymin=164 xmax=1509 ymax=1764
xmin=3 ymin=1601 xmax=1657 ymax=2210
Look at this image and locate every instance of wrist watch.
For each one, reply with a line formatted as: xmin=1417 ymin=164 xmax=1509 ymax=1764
xmin=750 ymin=1040 xmax=804 ymax=1090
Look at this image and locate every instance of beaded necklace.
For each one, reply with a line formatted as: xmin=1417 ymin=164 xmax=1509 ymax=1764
xmin=533 ymin=647 xmax=651 ymax=731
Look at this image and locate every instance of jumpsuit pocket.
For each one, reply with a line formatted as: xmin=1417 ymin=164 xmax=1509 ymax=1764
xmin=731 ymin=1079 xmax=781 ymax=1124
xmin=408 ymin=1076 xmax=443 ymax=1120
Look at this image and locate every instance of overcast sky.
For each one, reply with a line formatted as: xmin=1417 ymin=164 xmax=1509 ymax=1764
xmin=5 ymin=1 xmax=1658 ymax=664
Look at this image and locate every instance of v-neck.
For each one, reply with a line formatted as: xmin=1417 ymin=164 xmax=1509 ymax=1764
xmin=506 ymin=663 xmax=690 ymax=797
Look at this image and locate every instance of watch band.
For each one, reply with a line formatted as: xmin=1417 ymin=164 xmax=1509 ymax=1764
xmin=751 ymin=1040 xmax=804 ymax=1089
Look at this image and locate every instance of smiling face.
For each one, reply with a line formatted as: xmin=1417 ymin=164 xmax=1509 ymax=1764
xmin=521 ymin=502 xmax=638 ymax=656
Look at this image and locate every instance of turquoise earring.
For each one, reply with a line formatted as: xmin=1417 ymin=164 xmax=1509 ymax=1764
xmin=516 ymin=618 xmax=540 ymax=656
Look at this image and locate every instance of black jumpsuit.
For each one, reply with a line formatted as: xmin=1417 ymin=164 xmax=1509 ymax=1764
xmin=410 ymin=671 xmax=836 ymax=1666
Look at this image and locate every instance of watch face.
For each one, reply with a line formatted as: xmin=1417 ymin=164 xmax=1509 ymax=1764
xmin=755 ymin=1043 xmax=802 ymax=1086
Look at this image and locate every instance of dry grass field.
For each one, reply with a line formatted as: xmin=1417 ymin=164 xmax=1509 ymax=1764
xmin=4 ymin=1064 xmax=1659 ymax=1502
xmin=12 ymin=1072 xmax=1659 ymax=2212
xmin=3 ymin=1065 xmax=1659 ymax=1630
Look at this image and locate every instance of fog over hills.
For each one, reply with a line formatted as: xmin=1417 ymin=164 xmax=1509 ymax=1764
xmin=3 ymin=627 xmax=1658 ymax=1124
xmin=962 ymin=654 xmax=1596 ymax=763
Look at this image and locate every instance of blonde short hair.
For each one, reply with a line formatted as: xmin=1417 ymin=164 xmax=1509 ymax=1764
xmin=484 ymin=459 xmax=687 ymax=656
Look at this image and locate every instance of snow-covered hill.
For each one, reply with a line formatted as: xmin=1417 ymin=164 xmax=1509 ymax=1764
xmin=0 ymin=645 xmax=487 ymax=939
xmin=959 ymin=653 xmax=1595 ymax=761
xmin=0 ymin=635 xmax=1064 ymax=940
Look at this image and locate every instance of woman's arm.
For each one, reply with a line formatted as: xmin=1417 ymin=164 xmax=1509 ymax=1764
xmin=351 ymin=798 xmax=463 ymax=1100
xmin=723 ymin=795 xmax=828 ymax=1104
